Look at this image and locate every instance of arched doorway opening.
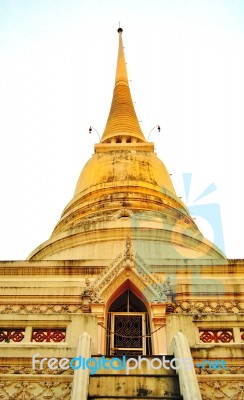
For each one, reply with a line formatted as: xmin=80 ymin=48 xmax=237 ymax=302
xmin=106 ymin=289 xmax=152 ymax=355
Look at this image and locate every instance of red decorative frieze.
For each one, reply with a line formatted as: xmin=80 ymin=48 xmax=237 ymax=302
xmin=241 ymin=329 xmax=244 ymax=341
xmin=31 ymin=328 xmax=66 ymax=342
xmin=199 ymin=329 xmax=234 ymax=343
xmin=0 ymin=328 xmax=25 ymax=342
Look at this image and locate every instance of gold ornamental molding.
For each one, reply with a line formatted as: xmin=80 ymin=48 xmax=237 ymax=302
xmin=171 ymin=300 xmax=244 ymax=314
xmin=81 ymin=238 xmax=173 ymax=306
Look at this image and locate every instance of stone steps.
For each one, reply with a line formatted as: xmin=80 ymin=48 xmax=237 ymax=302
xmin=89 ymin=374 xmax=181 ymax=398
xmin=88 ymin=356 xmax=183 ymax=400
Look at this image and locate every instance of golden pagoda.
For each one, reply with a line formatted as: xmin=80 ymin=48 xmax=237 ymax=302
xmin=0 ymin=28 xmax=243 ymax=400
xmin=28 ymin=28 xmax=224 ymax=262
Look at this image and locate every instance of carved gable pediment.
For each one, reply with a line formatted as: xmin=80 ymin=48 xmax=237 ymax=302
xmin=82 ymin=239 xmax=172 ymax=305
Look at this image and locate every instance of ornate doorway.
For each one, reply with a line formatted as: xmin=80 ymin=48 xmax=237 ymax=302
xmin=106 ymin=290 xmax=152 ymax=355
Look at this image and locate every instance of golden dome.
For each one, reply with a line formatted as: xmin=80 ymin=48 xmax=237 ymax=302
xmin=49 ymin=148 xmax=187 ymax=238
xmin=74 ymin=151 xmax=176 ymax=197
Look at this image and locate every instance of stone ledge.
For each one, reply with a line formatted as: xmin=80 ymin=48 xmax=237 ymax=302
xmin=198 ymin=374 xmax=244 ymax=381
xmin=0 ymin=373 xmax=73 ymax=381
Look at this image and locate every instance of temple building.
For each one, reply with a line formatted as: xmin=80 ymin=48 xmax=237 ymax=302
xmin=0 ymin=28 xmax=243 ymax=400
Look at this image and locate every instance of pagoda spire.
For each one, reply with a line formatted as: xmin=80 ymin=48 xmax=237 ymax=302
xmin=100 ymin=28 xmax=146 ymax=144
xmin=115 ymin=27 xmax=129 ymax=86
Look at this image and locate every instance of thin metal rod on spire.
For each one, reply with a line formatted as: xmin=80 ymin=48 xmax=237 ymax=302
xmin=148 ymin=125 xmax=161 ymax=140
xmin=89 ymin=126 xmax=100 ymax=141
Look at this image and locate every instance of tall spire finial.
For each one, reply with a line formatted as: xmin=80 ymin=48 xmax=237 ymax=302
xmin=117 ymin=23 xmax=123 ymax=33
xmin=100 ymin=28 xmax=146 ymax=144
xmin=115 ymin=26 xmax=128 ymax=87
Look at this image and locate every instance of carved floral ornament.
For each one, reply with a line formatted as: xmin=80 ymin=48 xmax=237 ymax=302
xmin=171 ymin=300 xmax=244 ymax=314
xmin=80 ymin=238 xmax=173 ymax=309
xmin=0 ymin=381 xmax=71 ymax=399
xmin=199 ymin=381 xmax=244 ymax=400
xmin=0 ymin=328 xmax=66 ymax=343
xmin=0 ymin=304 xmax=83 ymax=314
xmin=0 ymin=363 xmax=74 ymax=375
xmin=196 ymin=365 xmax=244 ymax=375
xmin=0 ymin=300 xmax=243 ymax=315
xmin=199 ymin=329 xmax=234 ymax=343
xmin=0 ymin=328 xmax=25 ymax=343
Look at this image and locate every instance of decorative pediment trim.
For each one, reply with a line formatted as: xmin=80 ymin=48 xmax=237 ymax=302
xmin=81 ymin=238 xmax=172 ymax=305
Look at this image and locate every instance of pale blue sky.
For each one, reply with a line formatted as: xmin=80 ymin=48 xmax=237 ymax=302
xmin=0 ymin=0 xmax=243 ymax=259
